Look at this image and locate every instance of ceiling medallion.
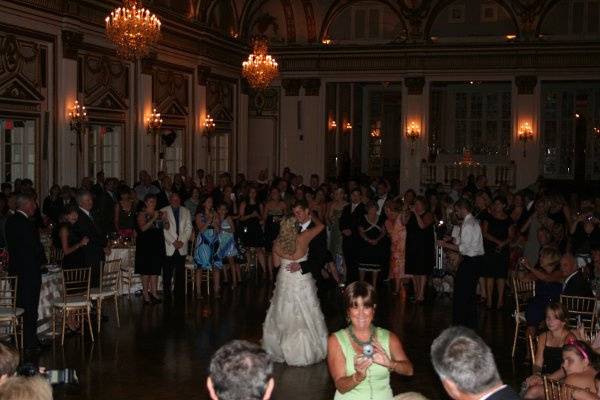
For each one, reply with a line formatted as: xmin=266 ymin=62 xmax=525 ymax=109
xmin=105 ymin=0 xmax=161 ymax=60
xmin=242 ymin=37 xmax=279 ymax=90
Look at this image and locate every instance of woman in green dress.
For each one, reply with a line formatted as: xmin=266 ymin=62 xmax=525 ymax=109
xmin=327 ymin=281 xmax=413 ymax=400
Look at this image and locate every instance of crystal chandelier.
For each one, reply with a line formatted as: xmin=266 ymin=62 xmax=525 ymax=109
xmin=105 ymin=0 xmax=161 ymax=60
xmin=242 ymin=37 xmax=279 ymax=89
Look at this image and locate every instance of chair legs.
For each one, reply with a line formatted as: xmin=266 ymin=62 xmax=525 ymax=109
xmin=86 ymin=307 xmax=94 ymax=342
xmin=512 ymin=318 xmax=519 ymax=358
xmin=114 ymin=295 xmax=120 ymax=328
xmin=96 ymin=300 xmax=102 ymax=334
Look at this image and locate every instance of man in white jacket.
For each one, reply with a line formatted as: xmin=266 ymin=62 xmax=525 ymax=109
xmin=162 ymin=192 xmax=192 ymax=300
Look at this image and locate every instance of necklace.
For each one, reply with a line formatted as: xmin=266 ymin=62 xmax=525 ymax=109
xmin=347 ymin=324 xmax=375 ymax=347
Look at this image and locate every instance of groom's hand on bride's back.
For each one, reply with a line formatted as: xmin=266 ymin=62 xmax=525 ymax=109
xmin=286 ymin=262 xmax=301 ymax=272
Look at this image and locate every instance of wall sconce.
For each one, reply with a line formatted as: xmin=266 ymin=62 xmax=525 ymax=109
xmin=594 ymin=126 xmax=600 ymax=139
xmin=370 ymin=128 xmax=382 ymax=138
xmin=344 ymin=122 xmax=352 ymax=132
xmin=517 ymin=121 xmax=533 ymax=157
xmin=68 ymin=100 xmax=88 ymax=136
xmin=204 ymin=114 xmax=216 ymax=134
xmin=146 ymin=107 xmax=163 ymax=135
xmin=329 ymin=120 xmax=337 ymax=132
xmin=406 ymin=121 xmax=420 ymax=155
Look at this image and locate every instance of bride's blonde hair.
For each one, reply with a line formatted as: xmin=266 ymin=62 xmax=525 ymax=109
xmin=276 ymin=216 xmax=298 ymax=255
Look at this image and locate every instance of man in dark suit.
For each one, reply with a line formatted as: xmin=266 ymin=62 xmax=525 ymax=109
xmin=93 ymin=177 xmax=117 ymax=236
xmin=5 ymin=193 xmax=47 ymax=352
xmin=72 ymin=190 xmax=108 ymax=287
xmin=561 ymin=253 xmax=594 ymax=297
xmin=431 ymin=327 xmax=519 ymax=400
xmin=339 ymin=188 xmax=366 ymax=284
xmin=287 ymin=199 xmax=328 ymax=288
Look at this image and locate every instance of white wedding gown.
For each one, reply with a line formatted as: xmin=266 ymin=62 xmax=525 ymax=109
xmin=262 ymin=254 xmax=328 ymax=366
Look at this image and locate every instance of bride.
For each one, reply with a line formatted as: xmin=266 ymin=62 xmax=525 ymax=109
xmin=262 ymin=215 xmax=328 ymax=366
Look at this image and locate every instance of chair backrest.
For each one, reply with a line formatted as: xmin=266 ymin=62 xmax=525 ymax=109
xmin=0 ymin=276 xmax=17 ymax=309
xmin=528 ymin=335 xmax=537 ymax=368
xmin=543 ymin=376 xmax=577 ymax=400
xmin=61 ymin=268 xmax=91 ymax=302
xmin=560 ymin=295 xmax=597 ymax=336
xmin=49 ymin=247 xmax=64 ymax=265
xmin=513 ymin=277 xmax=535 ymax=312
xmin=100 ymin=259 xmax=121 ymax=292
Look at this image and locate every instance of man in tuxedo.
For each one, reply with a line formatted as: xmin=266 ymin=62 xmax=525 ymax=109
xmin=5 ymin=193 xmax=47 ymax=351
xmin=73 ymin=190 xmax=108 ymax=287
xmin=162 ymin=192 xmax=192 ymax=300
xmin=339 ymin=188 xmax=366 ymax=284
xmin=287 ymin=199 xmax=328 ymax=287
xmin=431 ymin=327 xmax=519 ymax=400
xmin=561 ymin=253 xmax=594 ymax=297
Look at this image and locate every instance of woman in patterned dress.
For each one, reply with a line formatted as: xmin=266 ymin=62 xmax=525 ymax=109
xmin=194 ymin=196 xmax=222 ymax=297
xmin=384 ymin=200 xmax=408 ymax=297
xmin=217 ymin=203 xmax=240 ymax=288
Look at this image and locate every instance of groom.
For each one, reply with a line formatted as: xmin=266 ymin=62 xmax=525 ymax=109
xmin=287 ymin=199 xmax=328 ymax=286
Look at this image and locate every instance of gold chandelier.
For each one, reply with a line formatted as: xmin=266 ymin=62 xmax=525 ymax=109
xmin=242 ymin=37 xmax=279 ymax=89
xmin=105 ymin=0 xmax=161 ymax=60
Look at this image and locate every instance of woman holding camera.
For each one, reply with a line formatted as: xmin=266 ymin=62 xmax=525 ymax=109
xmin=135 ymin=193 xmax=168 ymax=304
xmin=327 ymin=282 xmax=413 ymax=400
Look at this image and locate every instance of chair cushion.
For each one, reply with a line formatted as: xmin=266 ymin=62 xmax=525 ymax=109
xmin=0 ymin=307 xmax=24 ymax=318
xmin=90 ymin=289 xmax=117 ymax=299
xmin=52 ymin=296 xmax=91 ymax=308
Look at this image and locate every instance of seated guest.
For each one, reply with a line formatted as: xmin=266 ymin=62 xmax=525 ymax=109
xmin=114 ymin=188 xmax=136 ymax=239
xmin=518 ymin=246 xmax=563 ymax=336
xmin=561 ymin=253 xmax=594 ymax=297
xmin=522 ymin=302 xmax=576 ymax=399
xmin=327 ymin=282 xmax=413 ymax=400
xmin=524 ymin=339 xmax=597 ymax=400
xmin=0 ymin=343 xmax=19 ymax=385
xmin=430 ymin=326 xmax=519 ymax=400
xmin=207 ymin=340 xmax=274 ymax=400
xmin=0 ymin=376 xmax=53 ymax=400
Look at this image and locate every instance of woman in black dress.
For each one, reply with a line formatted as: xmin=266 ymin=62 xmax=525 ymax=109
xmin=262 ymin=187 xmax=287 ymax=280
xmin=135 ymin=194 xmax=167 ymax=304
xmin=357 ymin=202 xmax=387 ymax=286
xmin=405 ymin=196 xmax=435 ymax=303
xmin=114 ymin=188 xmax=136 ymax=239
xmin=238 ymin=186 xmax=266 ymax=271
xmin=481 ymin=196 xmax=514 ymax=309
xmin=53 ymin=205 xmax=88 ymax=269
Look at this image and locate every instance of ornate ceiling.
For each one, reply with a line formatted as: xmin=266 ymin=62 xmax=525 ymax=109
xmin=153 ymin=0 xmax=576 ymax=44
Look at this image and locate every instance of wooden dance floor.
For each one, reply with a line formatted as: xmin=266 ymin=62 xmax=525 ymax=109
xmin=43 ymin=283 xmax=525 ymax=400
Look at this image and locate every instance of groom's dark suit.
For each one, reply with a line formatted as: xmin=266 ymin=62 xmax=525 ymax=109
xmin=299 ymin=220 xmax=328 ymax=284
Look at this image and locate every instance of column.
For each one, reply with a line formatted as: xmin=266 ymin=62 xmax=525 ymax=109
xmin=512 ymin=76 xmax=540 ymax=190
xmin=400 ymin=77 xmax=427 ymax=193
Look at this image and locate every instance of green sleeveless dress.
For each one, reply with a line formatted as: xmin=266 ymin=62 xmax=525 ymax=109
xmin=333 ymin=327 xmax=394 ymax=400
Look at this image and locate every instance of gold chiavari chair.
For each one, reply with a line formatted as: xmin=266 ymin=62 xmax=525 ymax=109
xmin=528 ymin=334 xmax=537 ymax=371
xmin=52 ymin=267 xmax=94 ymax=346
xmin=90 ymin=259 xmax=121 ymax=334
xmin=0 ymin=276 xmax=23 ymax=347
xmin=560 ymin=295 xmax=597 ymax=337
xmin=184 ymin=256 xmax=196 ymax=296
xmin=543 ymin=376 xmax=577 ymax=400
xmin=512 ymin=277 xmax=535 ymax=358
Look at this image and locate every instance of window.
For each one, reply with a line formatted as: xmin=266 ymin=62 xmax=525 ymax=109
xmin=88 ymin=124 xmax=121 ymax=178
xmin=570 ymin=0 xmax=600 ymax=35
xmin=429 ymin=83 xmax=511 ymax=156
xmin=209 ymin=133 xmax=229 ymax=176
xmin=161 ymin=128 xmax=183 ymax=174
xmin=448 ymin=4 xmax=466 ymax=23
xmin=481 ymin=3 xmax=498 ymax=22
xmin=0 ymin=119 xmax=35 ymax=182
xmin=541 ymin=83 xmax=600 ymax=180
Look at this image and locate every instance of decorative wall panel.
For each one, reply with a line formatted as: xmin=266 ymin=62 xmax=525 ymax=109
xmin=0 ymin=34 xmax=45 ymax=107
xmin=207 ymin=76 xmax=235 ymax=132
xmin=82 ymin=54 xmax=129 ymax=110
xmin=153 ymin=68 xmax=189 ymax=116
